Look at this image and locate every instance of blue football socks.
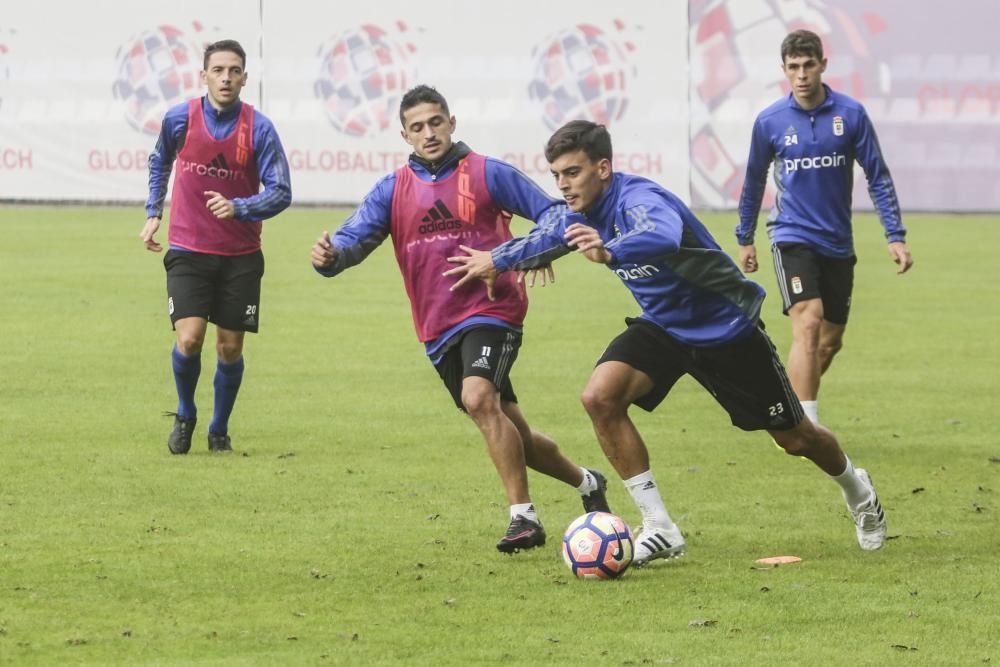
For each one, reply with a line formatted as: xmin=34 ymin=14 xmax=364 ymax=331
xmin=209 ymin=357 xmax=245 ymax=436
xmin=171 ymin=345 xmax=201 ymax=419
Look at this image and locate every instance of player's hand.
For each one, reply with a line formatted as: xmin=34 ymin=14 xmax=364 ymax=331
xmin=565 ymin=223 xmax=611 ymax=264
xmin=204 ymin=190 xmax=235 ymax=219
xmin=738 ymin=244 xmax=758 ymax=273
xmin=517 ymin=264 xmax=555 ymax=288
xmin=444 ymin=245 xmax=498 ymax=301
xmin=140 ymin=216 xmax=163 ymax=252
xmin=887 ymin=241 xmax=913 ymax=274
xmin=311 ymin=231 xmax=337 ymax=268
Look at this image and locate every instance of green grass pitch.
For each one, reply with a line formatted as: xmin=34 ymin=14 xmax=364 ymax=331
xmin=0 ymin=206 xmax=997 ymax=665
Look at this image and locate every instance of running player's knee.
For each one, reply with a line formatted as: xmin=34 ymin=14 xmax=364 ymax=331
xmin=216 ymin=338 xmax=243 ymax=363
xmin=176 ymin=332 xmax=204 ymax=356
xmin=819 ymin=338 xmax=843 ymax=363
xmin=461 ymin=386 xmax=498 ymax=420
xmin=772 ymin=430 xmax=809 ymax=457
xmin=580 ymin=384 xmax=622 ymax=421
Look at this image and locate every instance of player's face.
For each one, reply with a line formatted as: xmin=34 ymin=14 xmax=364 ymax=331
xmin=783 ymin=53 xmax=827 ymax=109
xmin=549 ymin=150 xmax=612 ymax=214
xmin=202 ymin=51 xmax=247 ymax=110
xmin=401 ymin=103 xmax=456 ymax=162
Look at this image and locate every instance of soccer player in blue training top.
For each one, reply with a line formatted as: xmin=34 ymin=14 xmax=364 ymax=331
xmin=445 ymin=120 xmax=887 ymax=564
xmin=736 ymin=29 xmax=913 ymax=426
xmin=310 ymin=85 xmax=610 ymax=554
xmin=140 ymin=39 xmax=292 ymax=455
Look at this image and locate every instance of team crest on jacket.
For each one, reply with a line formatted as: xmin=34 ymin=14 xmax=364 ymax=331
xmin=832 ymin=116 xmax=844 ymax=136
xmin=784 ymin=125 xmax=798 ymax=146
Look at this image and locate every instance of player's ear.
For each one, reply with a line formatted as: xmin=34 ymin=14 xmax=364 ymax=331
xmin=597 ymin=158 xmax=612 ymax=181
xmin=819 ymin=57 xmax=828 ymax=74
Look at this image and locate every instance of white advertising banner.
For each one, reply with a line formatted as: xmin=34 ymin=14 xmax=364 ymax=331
xmin=263 ymin=0 xmax=690 ymax=203
xmin=0 ymin=2 xmax=259 ymax=201
xmin=2 ymin=1 xmax=995 ymax=210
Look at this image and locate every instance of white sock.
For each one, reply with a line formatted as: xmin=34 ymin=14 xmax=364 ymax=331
xmin=575 ymin=467 xmax=598 ymax=495
xmin=623 ymin=470 xmax=675 ymax=529
xmin=510 ymin=502 xmax=538 ymax=524
xmin=832 ymin=456 xmax=871 ymax=508
xmin=801 ymin=400 xmax=819 ymax=425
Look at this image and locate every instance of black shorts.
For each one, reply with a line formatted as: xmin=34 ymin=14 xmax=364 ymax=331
xmin=434 ymin=326 xmax=520 ymax=411
xmin=597 ymin=318 xmax=803 ymax=431
xmin=164 ymin=249 xmax=264 ymax=333
xmin=771 ymin=243 xmax=856 ymax=325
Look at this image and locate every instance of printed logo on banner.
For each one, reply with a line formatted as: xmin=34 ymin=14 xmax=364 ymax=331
xmin=527 ymin=21 xmax=637 ymax=131
xmin=314 ymin=23 xmax=418 ymax=138
xmin=688 ymin=0 xmax=889 ymax=208
xmin=111 ymin=23 xmax=207 ymax=135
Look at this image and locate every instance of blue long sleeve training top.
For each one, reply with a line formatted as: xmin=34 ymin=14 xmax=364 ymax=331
xmin=146 ymin=97 xmax=292 ymax=221
xmin=736 ymin=85 xmax=905 ymax=258
xmin=492 ymin=172 xmax=766 ymax=347
xmin=315 ymin=141 xmax=560 ymax=359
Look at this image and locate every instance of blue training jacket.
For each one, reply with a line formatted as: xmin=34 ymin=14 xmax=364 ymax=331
xmin=315 ymin=141 xmax=560 ymax=359
xmin=146 ymin=97 xmax=292 ymax=221
xmin=736 ymin=85 xmax=905 ymax=258
xmin=492 ymin=172 xmax=766 ymax=347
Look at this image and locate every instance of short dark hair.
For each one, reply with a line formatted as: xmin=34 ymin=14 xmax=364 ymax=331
xmin=399 ymin=85 xmax=450 ymax=125
xmin=781 ymin=29 xmax=824 ymax=62
xmin=544 ymin=120 xmax=613 ymax=164
xmin=203 ymin=40 xmax=246 ymax=70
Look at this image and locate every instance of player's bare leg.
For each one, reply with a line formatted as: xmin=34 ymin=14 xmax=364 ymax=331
xmin=817 ymin=320 xmax=846 ymax=374
xmin=462 ymin=377 xmax=544 ymax=552
xmin=787 ymin=298 xmax=824 ymax=422
xmin=769 ymin=419 xmax=886 ymax=550
xmin=580 ymin=361 xmax=684 ymax=564
xmin=503 ymin=401 xmax=610 ymax=513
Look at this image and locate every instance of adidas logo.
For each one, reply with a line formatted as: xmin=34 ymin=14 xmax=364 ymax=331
xmin=471 ymin=356 xmax=491 ymax=370
xmin=418 ymin=199 xmax=463 ymax=234
xmin=641 ymin=481 xmax=656 ymax=490
xmin=210 ymin=153 xmax=230 ymax=170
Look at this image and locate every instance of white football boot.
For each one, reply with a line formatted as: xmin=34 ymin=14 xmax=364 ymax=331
xmin=633 ymin=523 xmax=686 ymax=566
xmin=848 ymin=469 xmax=887 ymax=551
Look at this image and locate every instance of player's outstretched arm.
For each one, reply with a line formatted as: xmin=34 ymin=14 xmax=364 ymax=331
xmin=887 ymin=241 xmax=914 ymax=274
xmin=140 ymin=216 xmax=163 ymax=253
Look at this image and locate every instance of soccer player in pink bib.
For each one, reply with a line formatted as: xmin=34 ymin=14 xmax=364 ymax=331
xmin=140 ymin=40 xmax=292 ymax=455
xmin=311 ymin=85 xmax=610 ymax=553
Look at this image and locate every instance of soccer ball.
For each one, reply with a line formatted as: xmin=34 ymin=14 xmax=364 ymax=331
xmin=562 ymin=511 xmax=634 ymax=580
